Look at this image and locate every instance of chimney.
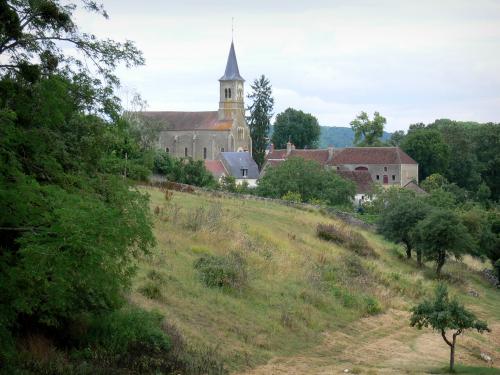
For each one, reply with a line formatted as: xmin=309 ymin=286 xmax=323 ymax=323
xmin=328 ymin=145 xmax=334 ymax=161
xmin=286 ymin=141 xmax=293 ymax=156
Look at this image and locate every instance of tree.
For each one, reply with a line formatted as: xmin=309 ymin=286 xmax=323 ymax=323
xmin=271 ymin=108 xmax=320 ymax=149
xmin=420 ymin=173 xmax=449 ymax=193
xmin=153 ymin=152 xmax=216 ymax=188
xmin=377 ymin=193 xmax=430 ymax=265
xmin=387 ymin=130 xmax=405 ymax=146
xmin=247 ymin=75 xmax=274 ymax=169
xmin=410 ymin=284 xmax=490 ymax=372
xmin=400 ymin=128 xmax=450 ymax=181
xmin=257 ymin=157 xmax=355 ymax=206
xmin=413 ymin=209 xmax=474 ymax=276
xmin=350 ymin=111 xmax=386 ymax=146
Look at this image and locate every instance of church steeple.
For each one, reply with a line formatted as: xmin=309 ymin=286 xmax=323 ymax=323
xmin=220 ymin=41 xmax=244 ymax=82
xmin=219 ymin=41 xmax=245 ymax=121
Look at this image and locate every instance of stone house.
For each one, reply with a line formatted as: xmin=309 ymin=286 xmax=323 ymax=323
xmin=204 ymin=152 xmax=259 ymax=187
xmin=264 ymin=143 xmax=419 ymax=198
xmin=136 ymin=41 xmax=252 ymax=160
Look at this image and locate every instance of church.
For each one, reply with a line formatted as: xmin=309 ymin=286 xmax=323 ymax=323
xmin=139 ymin=41 xmax=252 ymax=160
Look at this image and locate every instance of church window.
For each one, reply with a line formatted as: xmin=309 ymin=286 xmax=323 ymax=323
xmin=165 ymin=147 xmax=169 ymax=153
xmin=228 ymin=88 xmax=231 ymax=98
xmin=220 ymin=147 xmax=224 ymax=152
xmin=224 ymin=88 xmax=228 ymax=99
xmin=184 ymin=147 xmax=188 ymax=157
xmin=203 ymin=147 xmax=207 ymax=159
xmin=238 ymin=127 xmax=244 ymax=140
xmin=241 ymin=168 xmax=248 ymax=177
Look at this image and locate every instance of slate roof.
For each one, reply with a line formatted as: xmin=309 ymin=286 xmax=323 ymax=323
xmin=220 ymin=41 xmax=244 ymax=81
xmin=220 ymin=152 xmax=259 ymax=179
xmin=331 ymin=147 xmax=417 ymax=165
xmin=204 ymin=160 xmax=227 ymax=179
xmin=337 ymin=170 xmax=374 ymax=194
xmin=137 ymin=111 xmax=232 ymax=131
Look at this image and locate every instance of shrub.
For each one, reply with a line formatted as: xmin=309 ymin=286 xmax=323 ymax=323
xmin=282 ymin=191 xmax=302 ymax=203
xmin=139 ymin=282 xmax=162 ymax=300
xmin=184 ymin=203 xmax=223 ymax=232
xmin=317 ymin=223 xmax=377 ymax=257
xmin=193 ymin=252 xmax=247 ymax=290
xmin=86 ymin=308 xmax=170 ymax=356
xmin=364 ymin=296 xmax=382 ymax=315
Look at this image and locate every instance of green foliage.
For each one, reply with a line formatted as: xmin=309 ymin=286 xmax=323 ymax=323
xmin=401 ymin=128 xmax=450 ymax=182
xmin=410 ymin=284 xmax=490 ymax=372
xmin=194 ymin=252 xmax=248 ymax=291
xmin=257 ymin=157 xmax=355 ymax=206
xmin=350 ymin=111 xmax=386 ymax=146
xmin=271 ymin=107 xmax=321 ymax=149
xmin=219 ymin=175 xmax=238 ymax=192
xmin=377 ymin=192 xmax=430 ymax=263
xmin=413 ymin=210 xmax=474 ymax=276
xmin=247 ymin=75 xmax=274 ymax=169
xmin=153 ymin=151 xmax=216 ymax=187
xmin=281 ymin=191 xmax=302 ymax=203
xmin=86 ymin=307 xmax=170 ymax=355
xmin=421 ymin=173 xmax=450 ymax=192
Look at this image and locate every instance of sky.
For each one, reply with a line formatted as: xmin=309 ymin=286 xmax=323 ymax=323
xmin=76 ymin=0 xmax=500 ymax=131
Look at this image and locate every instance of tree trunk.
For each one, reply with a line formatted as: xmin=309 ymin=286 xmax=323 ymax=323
xmin=405 ymin=241 xmax=412 ymax=259
xmin=416 ymin=249 xmax=422 ymax=267
xmin=436 ymin=251 xmax=445 ymax=277
xmin=449 ymin=334 xmax=457 ymax=372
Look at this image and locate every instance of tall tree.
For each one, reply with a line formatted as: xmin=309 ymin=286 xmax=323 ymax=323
xmin=387 ymin=130 xmax=405 ymax=146
xmin=247 ymin=75 xmax=274 ymax=169
xmin=350 ymin=111 xmax=386 ymax=146
xmin=271 ymin=108 xmax=320 ymax=149
xmin=400 ymin=128 xmax=450 ymax=181
xmin=413 ymin=209 xmax=473 ymax=276
xmin=410 ymin=284 xmax=490 ymax=373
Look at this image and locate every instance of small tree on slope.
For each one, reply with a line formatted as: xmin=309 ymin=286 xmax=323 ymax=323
xmin=410 ymin=284 xmax=489 ymax=373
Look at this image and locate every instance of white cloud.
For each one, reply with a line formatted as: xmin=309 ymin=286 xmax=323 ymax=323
xmin=73 ymin=0 xmax=500 ymax=131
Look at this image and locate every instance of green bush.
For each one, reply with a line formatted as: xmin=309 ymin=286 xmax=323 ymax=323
xmin=86 ymin=308 xmax=170 ymax=355
xmin=194 ymin=252 xmax=248 ymax=290
xmin=282 ymin=191 xmax=302 ymax=203
xmin=139 ymin=281 xmax=163 ymax=300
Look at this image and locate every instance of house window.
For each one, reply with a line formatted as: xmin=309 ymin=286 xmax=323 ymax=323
xmin=384 ymin=166 xmax=388 ymax=172
xmin=220 ymin=147 xmax=224 ymax=152
xmin=165 ymin=147 xmax=169 ymax=153
xmin=392 ymin=175 xmax=396 ymax=181
xmin=376 ymin=175 xmax=380 ymax=180
xmin=184 ymin=147 xmax=188 ymax=157
xmin=241 ymin=168 xmax=248 ymax=177
xmin=203 ymin=147 xmax=207 ymax=160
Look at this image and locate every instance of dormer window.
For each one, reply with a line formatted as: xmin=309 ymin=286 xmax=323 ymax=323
xmin=241 ymin=168 xmax=248 ymax=177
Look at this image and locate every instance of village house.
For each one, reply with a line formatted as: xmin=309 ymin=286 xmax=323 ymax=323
xmin=137 ymin=41 xmax=252 ymax=161
xmin=205 ymin=152 xmax=259 ymax=187
xmin=264 ymin=142 xmax=420 ymax=203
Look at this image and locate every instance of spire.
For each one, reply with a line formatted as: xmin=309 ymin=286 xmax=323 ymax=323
xmin=219 ymin=41 xmax=244 ymax=81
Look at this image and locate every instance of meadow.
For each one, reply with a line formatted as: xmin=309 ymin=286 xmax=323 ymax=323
xmin=132 ymin=188 xmax=500 ymax=374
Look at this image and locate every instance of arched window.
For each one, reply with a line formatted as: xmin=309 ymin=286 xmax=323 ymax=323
xmin=228 ymin=88 xmax=231 ymax=98
xmin=224 ymin=88 xmax=228 ymax=99
xmin=184 ymin=147 xmax=188 ymax=157
xmin=203 ymin=147 xmax=207 ymax=160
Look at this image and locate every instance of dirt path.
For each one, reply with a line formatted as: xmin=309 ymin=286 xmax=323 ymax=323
xmin=237 ymin=309 xmax=499 ymax=375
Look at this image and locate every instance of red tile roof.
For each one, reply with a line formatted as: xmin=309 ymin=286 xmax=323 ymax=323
xmin=337 ymin=170 xmax=374 ymax=194
xmin=138 ymin=111 xmax=233 ymax=131
xmin=288 ymin=149 xmax=331 ymax=164
xmin=266 ymin=149 xmax=288 ymax=160
xmin=331 ymin=147 xmax=417 ymax=165
xmin=204 ymin=160 xmax=227 ymax=178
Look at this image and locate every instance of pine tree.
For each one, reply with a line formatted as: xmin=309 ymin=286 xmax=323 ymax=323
xmin=247 ymin=75 xmax=274 ymax=169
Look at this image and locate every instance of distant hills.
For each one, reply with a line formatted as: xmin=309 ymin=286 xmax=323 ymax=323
xmin=319 ymin=126 xmax=392 ymax=148
xmin=268 ymin=126 xmax=392 ymax=148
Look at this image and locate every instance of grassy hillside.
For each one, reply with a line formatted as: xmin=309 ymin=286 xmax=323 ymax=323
xmin=132 ymin=188 xmax=500 ymax=374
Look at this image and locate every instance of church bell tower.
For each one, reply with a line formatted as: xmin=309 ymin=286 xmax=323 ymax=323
xmin=218 ymin=41 xmax=245 ymax=121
